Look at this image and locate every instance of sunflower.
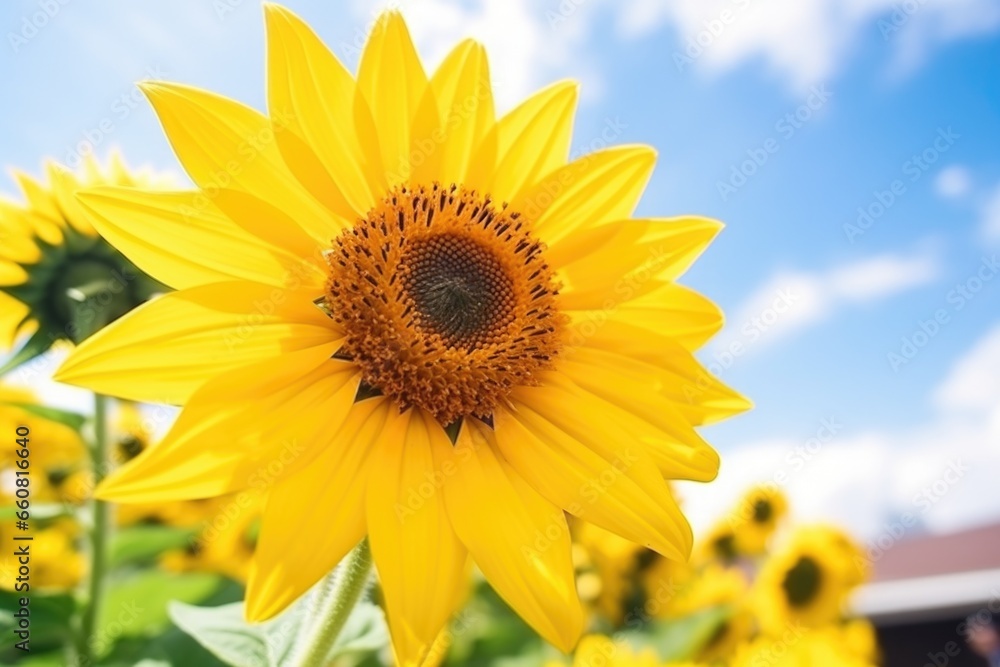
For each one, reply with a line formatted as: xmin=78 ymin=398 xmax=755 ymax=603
xmin=732 ymin=628 xmax=876 ymax=667
xmin=56 ymin=5 xmax=749 ymax=663
xmin=753 ymin=525 xmax=866 ymax=635
xmin=573 ymin=521 xmax=651 ymax=625
xmin=0 ymin=517 xmax=86 ymax=591
xmin=0 ymin=384 xmax=89 ymax=505
xmin=0 ymin=154 xmax=168 ymax=373
xmin=548 ymin=635 xmax=704 ymax=667
xmin=694 ymin=521 xmax=740 ymax=565
xmin=731 ymin=485 xmax=788 ymax=556
xmin=159 ymin=495 xmax=260 ymax=583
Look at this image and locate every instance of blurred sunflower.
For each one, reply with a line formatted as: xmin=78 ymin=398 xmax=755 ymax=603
xmin=0 ymin=385 xmax=89 ymax=505
xmin=754 ymin=525 xmax=866 ymax=635
xmin=159 ymin=495 xmax=260 ymax=583
xmin=731 ymin=485 xmax=787 ymax=556
xmin=0 ymin=518 xmax=85 ymax=591
xmin=549 ymin=635 xmax=703 ymax=667
xmin=0 ymin=154 xmax=168 ymax=372
xmin=694 ymin=521 xmax=739 ymax=565
xmin=733 ymin=627 xmax=876 ymax=667
xmin=56 ymin=5 xmax=749 ymax=662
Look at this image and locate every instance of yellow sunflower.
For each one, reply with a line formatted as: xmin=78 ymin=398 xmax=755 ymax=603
xmin=0 ymin=154 xmax=168 ymax=373
xmin=0 ymin=517 xmax=86 ymax=591
xmin=573 ymin=521 xmax=650 ymax=625
xmin=0 ymin=384 xmax=89 ymax=505
xmin=731 ymin=485 xmax=788 ymax=556
xmin=754 ymin=525 xmax=866 ymax=635
xmin=548 ymin=635 xmax=704 ymax=667
xmin=732 ymin=628 xmax=877 ymax=667
xmin=55 ymin=5 xmax=749 ymax=663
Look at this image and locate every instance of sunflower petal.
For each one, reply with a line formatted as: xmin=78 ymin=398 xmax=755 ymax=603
xmin=94 ymin=344 xmax=356 ymax=503
xmin=76 ymin=187 xmax=323 ymax=291
xmin=54 ymin=281 xmax=338 ymax=404
xmin=140 ymin=81 xmax=342 ymax=242
xmin=367 ymin=408 xmax=467 ymax=667
xmin=413 ymin=40 xmax=496 ymax=188
xmin=484 ymin=81 xmax=578 ymax=204
xmin=570 ymin=337 xmax=752 ymax=426
xmin=356 ymin=11 xmax=428 ymax=188
xmin=246 ymin=397 xmax=389 ymax=621
xmin=514 ymin=146 xmax=656 ymax=245
xmin=495 ymin=381 xmax=692 ymax=560
xmin=265 ymin=4 xmax=382 ymax=217
xmin=435 ymin=419 xmax=583 ymax=652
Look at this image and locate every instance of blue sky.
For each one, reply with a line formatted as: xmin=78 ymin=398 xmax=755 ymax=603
xmin=2 ymin=0 xmax=999 ymax=542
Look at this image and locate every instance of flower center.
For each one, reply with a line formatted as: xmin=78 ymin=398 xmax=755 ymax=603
xmin=752 ymin=499 xmax=773 ymax=523
xmin=402 ymin=233 xmax=515 ymax=349
xmin=325 ymin=183 xmax=566 ymax=425
xmin=782 ymin=555 xmax=822 ymax=607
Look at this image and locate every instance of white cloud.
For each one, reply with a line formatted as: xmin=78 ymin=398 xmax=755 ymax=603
xmin=351 ymin=0 xmax=1000 ymax=105
xmin=933 ymin=164 xmax=972 ymax=200
xmin=351 ymin=0 xmax=601 ymax=110
xmin=616 ymin=0 xmax=1000 ymax=90
xmin=682 ymin=323 xmax=1000 ymax=542
xmin=979 ymin=182 xmax=1000 ymax=242
xmin=714 ymin=249 xmax=940 ymax=355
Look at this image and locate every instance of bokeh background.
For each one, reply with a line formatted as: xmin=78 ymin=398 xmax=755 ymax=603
xmin=2 ymin=0 xmax=999 ymax=664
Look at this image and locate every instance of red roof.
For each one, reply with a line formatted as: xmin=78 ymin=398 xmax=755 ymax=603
xmin=872 ymin=522 xmax=1000 ymax=582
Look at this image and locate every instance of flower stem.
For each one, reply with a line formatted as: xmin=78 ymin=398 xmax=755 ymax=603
xmin=292 ymin=539 xmax=373 ymax=667
xmin=79 ymin=393 xmax=112 ymax=665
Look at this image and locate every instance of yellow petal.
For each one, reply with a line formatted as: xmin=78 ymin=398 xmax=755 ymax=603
xmin=513 ymin=146 xmax=656 ymax=246
xmin=140 ymin=81 xmax=343 ymax=242
xmin=550 ymin=216 xmax=723 ymax=310
xmin=0 ymin=292 xmax=29 ymax=349
xmin=356 ymin=11 xmax=429 ymax=188
xmin=435 ymin=419 xmax=583 ymax=652
xmin=566 ymin=282 xmax=723 ymax=352
xmin=94 ymin=344 xmax=357 ymax=503
xmin=55 ymin=281 xmax=338 ymax=404
xmin=247 ymin=397 xmax=390 ymax=621
xmin=495 ymin=380 xmax=692 ymax=560
xmin=568 ymin=340 xmax=751 ymax=426
xmin=46 ymin=161 xmax=95 ymax=236
xmin=367 ymin=408 xmax=467 ymax=667
xmin=557 ymin=351 xmax=720 ymax=482
xmin=265 ymin=4 xmax=382 ymax=217
xmin=413 ymin=40 xmax=496 ymax=189
xmin=0 ymin=260 xmax=27 ymax=287
xmin=12 ymin=170 xmax=61 ymax=223
xmin=484 ymin=81 xmax=578 ymax=204
xmin=76 ymin=187 xmax=324 ymax=291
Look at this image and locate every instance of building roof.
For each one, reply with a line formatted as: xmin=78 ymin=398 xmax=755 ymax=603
xmin=853 ymin=522 xmax=1000 ymax=625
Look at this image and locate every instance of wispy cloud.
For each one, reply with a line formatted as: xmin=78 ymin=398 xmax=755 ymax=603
xmin=714 ymin=249 xmax=941 ymax=355
xmin=683 ymin=323 xmax=1000 ymax=540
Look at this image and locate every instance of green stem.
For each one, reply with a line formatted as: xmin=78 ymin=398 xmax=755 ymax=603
xmin=79 ymin=393 xmax=112 ymax=665
xmin=292 ymin=539 xmax=373 ymax=667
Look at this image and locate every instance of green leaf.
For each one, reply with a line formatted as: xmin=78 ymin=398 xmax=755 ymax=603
xmin=651 ymin=605 xmax=733 ymax=661
xmin=110 ymin=525 xmax=198 ymax=568
xmin=169 ymin=595 xmax=388 ymax=667
xmin=169 ymin=602 xmax=268 ymax=667
xmin=0 ymin=329 xmax=54 ymax=376
xmin=0 ymin=401 xmax=87 ymax=431
xmin=0 ymin=503 xmax=72 ymax=521
xmin=95 ymin=571 xmax=224 ymax=657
